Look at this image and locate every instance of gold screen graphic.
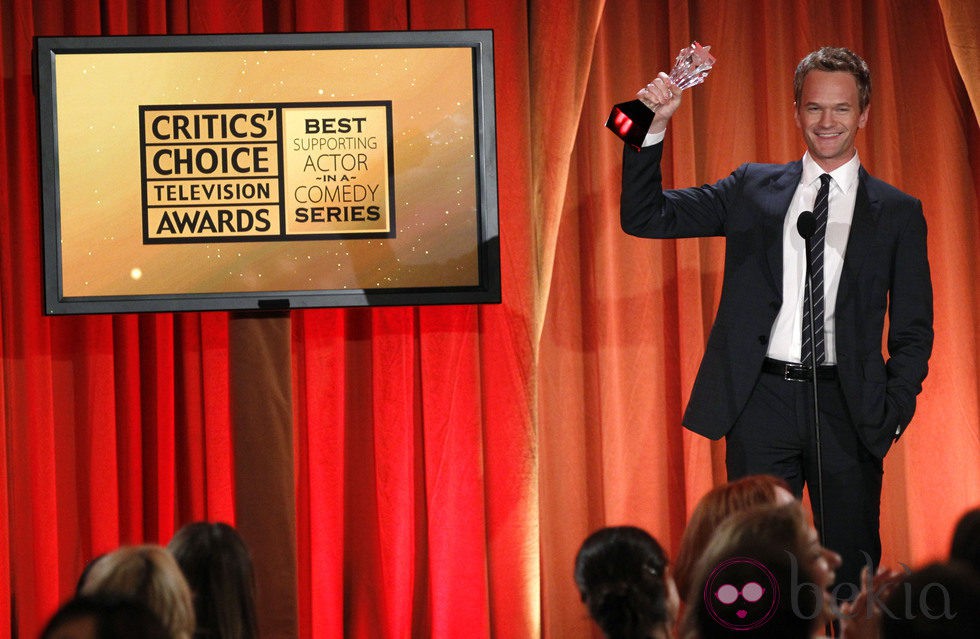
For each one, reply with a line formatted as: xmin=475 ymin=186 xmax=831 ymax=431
xmin=54 ymin=47 xmax=478 ymax=296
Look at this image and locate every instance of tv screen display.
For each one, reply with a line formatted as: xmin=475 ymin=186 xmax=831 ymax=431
xmin=35 ymin=30 xmax=499 ymax=314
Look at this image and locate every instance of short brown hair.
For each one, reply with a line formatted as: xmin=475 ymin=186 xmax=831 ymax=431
xmin=794 ymin=47 xmax=871 ymax=111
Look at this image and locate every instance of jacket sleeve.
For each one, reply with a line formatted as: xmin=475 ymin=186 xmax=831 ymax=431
xmin=620 ymin=141 xmax=740 ymax=239
xmin=884 ymin=199 xmax=934 ymax=438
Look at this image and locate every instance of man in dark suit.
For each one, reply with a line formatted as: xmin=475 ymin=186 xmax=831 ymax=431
xmin=620 ymin=47 xmax=933 ymax=593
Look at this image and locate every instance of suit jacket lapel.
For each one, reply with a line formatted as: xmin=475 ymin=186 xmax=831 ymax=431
xmin=763 ymin=161 xmax=802 ymax=296
xmin=838 ymin=169 xmax=880 ymax=306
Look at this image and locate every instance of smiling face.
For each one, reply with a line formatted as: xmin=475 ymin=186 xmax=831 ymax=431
xmin=794 ymin=70 xmax=869 ymax=172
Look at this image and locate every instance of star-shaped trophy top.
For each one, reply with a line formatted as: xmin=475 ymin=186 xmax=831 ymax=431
xmin=669 ymin=41 xmax=717 ymax=90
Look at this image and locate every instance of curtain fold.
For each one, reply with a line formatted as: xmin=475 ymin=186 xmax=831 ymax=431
xmin=938 ymin=0 xmax=980 ymax=122
xmin=1 ymin=1 xmax=978 ymax=638
xmin=528 ymin=0 xmax=607 ymax=346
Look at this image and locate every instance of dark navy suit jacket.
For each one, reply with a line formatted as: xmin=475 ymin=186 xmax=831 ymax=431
xmin=620 ymin=142 xmax=933 ymax=459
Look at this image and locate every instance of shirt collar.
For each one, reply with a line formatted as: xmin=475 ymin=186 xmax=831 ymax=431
xmin=801 ymin=150 xmax=861 ymax=194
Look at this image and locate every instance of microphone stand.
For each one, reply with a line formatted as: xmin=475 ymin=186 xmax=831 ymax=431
xmin=799 ymin=214 xmax=827 ymax=545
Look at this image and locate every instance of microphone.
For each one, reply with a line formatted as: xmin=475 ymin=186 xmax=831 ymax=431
xmin=797 ymin=207 xmax=827 ymax=549
xmin=797 ymin=210 xmax=816 ymax=240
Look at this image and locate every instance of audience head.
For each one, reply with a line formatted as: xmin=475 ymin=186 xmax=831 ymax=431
xmin=76 ymin=553 xmax=107 ymax=595
xmin=674 ymin=475 xmax=795 ymax=600
xmin=78 ymin=545 xmax=195 ymax=639
xmin=949 ymin=506 xmax=980 ymax=575
xmin=682 ymin=502 xmax=833 ymax=639
xmin=41 ymin=595 xmax=170 ymax=639
xmin=41 ymin=593 xmax=171 ymax=639
xmin=168 ymin=521 xmax=258 ymax=639
xmin=574 ymin=525 xmax=679 ymax=639
xmin=881 ymin=561 xmax=980 ymax=639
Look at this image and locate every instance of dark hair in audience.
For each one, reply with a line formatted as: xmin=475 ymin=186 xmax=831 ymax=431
xmin=682 ymin=503 xmax=820 ymax=639
xmin=168 ymin=521 xmax=258 ymax=639
xmin=949 ymin=506 xmax=980 ymax=574
xmin=40 ymin=594 xmax=171 ymax=639
xmin=881 ymin=561 xmax=980 ymax=639
xmin=574 ymin=525 xmax=672 ymax=639
xmin=674 ymin=475 xmax=793 ymax=600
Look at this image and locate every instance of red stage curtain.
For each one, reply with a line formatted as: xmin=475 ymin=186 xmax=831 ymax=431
xmin=1 ymin=1 xmax=977 ymax=638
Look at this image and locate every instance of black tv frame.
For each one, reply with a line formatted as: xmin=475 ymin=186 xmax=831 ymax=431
xmin=35 ymin=30 xmax=499 ymax=314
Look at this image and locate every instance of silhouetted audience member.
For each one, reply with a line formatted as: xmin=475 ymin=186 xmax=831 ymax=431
xmin=78 ymin=545 xmax=195 ymax=639
xmin=574 ymin=525 xmax=679 ymax=639
xmin=168 ymin=522 xmax=258 ymax=639
xmin=681 ymin=503 xmax=836 ymax=639
xmin=39 ymin=594 xmax=170 ymax=639
xmin=949 ymin=506 xmax=980 ymax=575
xmin=880 ymin=561 xmax=980 ymax=639
xmin=673 ymin=475 xmax=796 ymax=600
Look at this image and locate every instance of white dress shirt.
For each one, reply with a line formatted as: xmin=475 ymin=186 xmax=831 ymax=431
xmin=767 ymin=152 xmax=860 ymax=364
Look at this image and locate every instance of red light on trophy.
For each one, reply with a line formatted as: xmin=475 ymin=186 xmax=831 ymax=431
xmin=605 ymin=100 xmax=655 ymax=150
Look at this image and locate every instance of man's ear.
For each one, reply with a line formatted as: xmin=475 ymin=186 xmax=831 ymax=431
xmin=858 ymin=104 xmax=870 ymax=129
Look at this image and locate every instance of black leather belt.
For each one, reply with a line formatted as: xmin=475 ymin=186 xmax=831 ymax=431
xmin=762 ymin=357 xmax=838 ymax=382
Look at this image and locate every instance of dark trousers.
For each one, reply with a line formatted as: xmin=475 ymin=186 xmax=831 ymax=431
xmin=725 ymin=369 xmax=883 ymax=597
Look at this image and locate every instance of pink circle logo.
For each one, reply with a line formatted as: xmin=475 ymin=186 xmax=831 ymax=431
xmin=703 ymin=557 xmax=779 ymax=631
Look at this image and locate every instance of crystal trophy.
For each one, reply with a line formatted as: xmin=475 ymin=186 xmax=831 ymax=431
xmin=605 ymin=42 xmax=716 ymax=149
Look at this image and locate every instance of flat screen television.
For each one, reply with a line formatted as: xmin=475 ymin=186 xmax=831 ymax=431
xmin=35 ymin=30 xmax=499 ymax=314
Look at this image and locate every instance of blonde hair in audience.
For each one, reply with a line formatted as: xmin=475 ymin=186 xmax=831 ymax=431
xmin=79 ymin=544 xmax=195 ymax=639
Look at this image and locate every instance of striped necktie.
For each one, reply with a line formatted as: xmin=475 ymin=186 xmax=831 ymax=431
xmin=801 ymin=173 xmax=831 ymax=366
